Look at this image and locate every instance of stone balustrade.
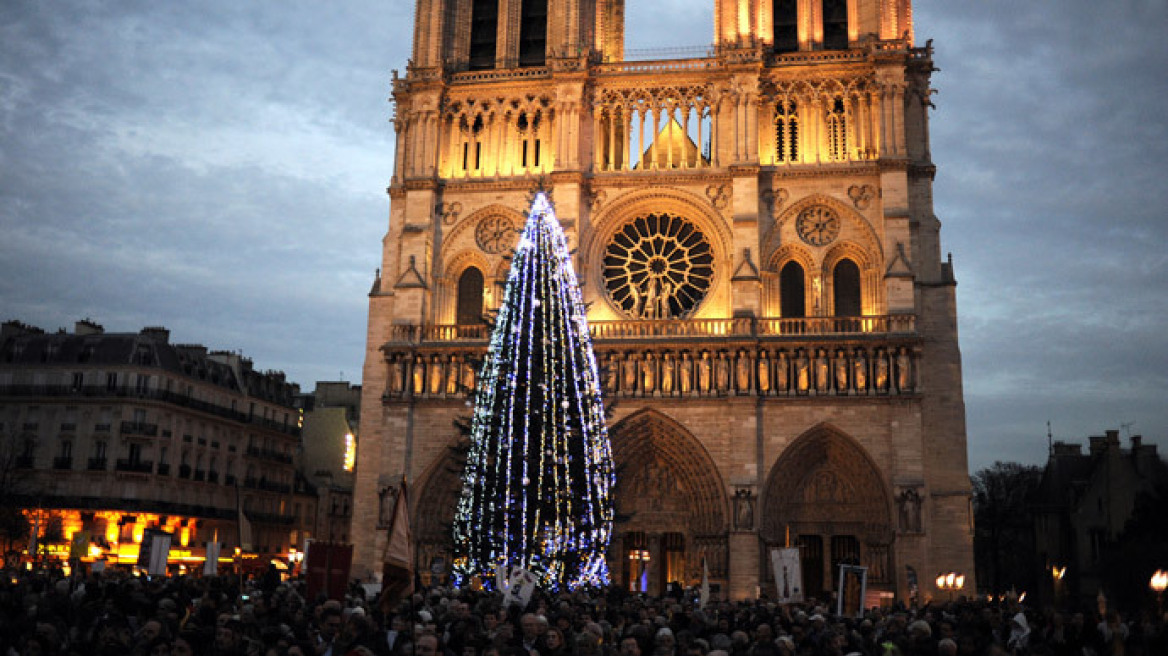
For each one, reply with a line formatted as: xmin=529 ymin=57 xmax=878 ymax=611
xmin=381 ymin=316 xmax=918 ymax=401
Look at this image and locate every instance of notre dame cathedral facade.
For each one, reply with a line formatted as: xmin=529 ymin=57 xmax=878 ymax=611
xmin=352 ymin=0 xmax=975 ymax=602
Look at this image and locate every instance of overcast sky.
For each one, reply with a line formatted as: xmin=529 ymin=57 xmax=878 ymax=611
xmin=2 ymin=1 xmax=1165 ymax=471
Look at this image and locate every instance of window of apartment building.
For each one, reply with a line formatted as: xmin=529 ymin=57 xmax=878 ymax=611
xmin=59 ymin=441 xmax=72 ymax=458
xmin=159 ymin=446 xmax=168 ymax=465
xmin=94 ymin=441 xmax=107 ymax=458
xmin=135 ymin=374 xmax=150 ymax=395
xmin=106 ymin=372 xmax=118 ymax=391
xmin=72 ymin=372 xmax=84 ymax=390
xmin=128 ymin=443 xmax=142 ymax=464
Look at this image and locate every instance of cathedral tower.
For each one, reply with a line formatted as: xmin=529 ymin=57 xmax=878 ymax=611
xmin=354 ymin=0 xmax=974 ymax=601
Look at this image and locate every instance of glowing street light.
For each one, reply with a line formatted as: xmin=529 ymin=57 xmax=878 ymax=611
xmin=1151 ymin=570 xmax=1167 ymax=614
xmin=936 ymin=571 xmax=965 ymax=601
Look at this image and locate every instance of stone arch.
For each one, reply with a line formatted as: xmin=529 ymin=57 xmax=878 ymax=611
xmin=762 ymin=193 xmax=882 ymax=265
xmin=442 ymin=203 xmax=525 ymax=258
xmin=585 ymin=187 xmax=733 ymax=320
xmin=436 ymin=250 xmax=491 ymax=324
xmin=412 ymin=443 xmax=468 ymax=575
xmin=608 ymin=408 xmax=730 ymax=591
xmin=822 ymin=240 xmax=881 ymax=316
xmin=760 ymin=423 xmax=894 ymax=593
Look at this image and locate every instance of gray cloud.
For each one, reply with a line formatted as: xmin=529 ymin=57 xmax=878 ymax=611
xmin=2 ymin=1 xmax=1165 ymax=469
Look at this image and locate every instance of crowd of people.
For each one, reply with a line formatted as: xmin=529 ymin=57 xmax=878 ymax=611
xmin=0 ymin=566 xmax=1163 ymax=656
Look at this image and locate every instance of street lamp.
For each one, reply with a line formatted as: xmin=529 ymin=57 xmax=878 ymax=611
xmin=1151 ymin=570 xmax=1167 ymax=615
xmin=936 ymin=571 xmax=965 ymax=601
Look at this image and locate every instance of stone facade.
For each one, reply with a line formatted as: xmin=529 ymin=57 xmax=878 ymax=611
xmin=353 ymin=0 xmax=974 ymax=601
xmin=0 ymin=320 xmax=313 ymax=569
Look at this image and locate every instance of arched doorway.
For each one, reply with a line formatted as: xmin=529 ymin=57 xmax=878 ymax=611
xmin=412 ymin=449 xmax=467 ymax=586
xmin=609 ymin=409 xmax=729 ymax=595
xmin=760 ymin=425 xmax=894 ymax=599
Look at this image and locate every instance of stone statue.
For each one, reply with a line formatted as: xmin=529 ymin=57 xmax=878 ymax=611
xmin=735 ymin=349 xmax=751 ymax=393
xmin=429 ymin=355 xmax=444 ymax=395
xmin=757 ymin=350 xmax=771 ymax=393
xmin=604 ymin=353 xmax=618 ymax=393
xmin=628 ymin=284 xmax=643 ymax=319
xmin=698 ymin=351 xmax=712 ymax=393
xmin=795 ymin=350 xmax=810 ymax=393
xmin=814 ymin=349 xmax=830 ymax=393
xmin=622 ymin=353 xmax=638 ymax=395
xmin=715 ymin=351 xmax=730 ymax=393
xmin=896 ymin=348 xmax=912 ymax=392
xmin=734 ymin=489 xmax=755 ymax=530
xmin=834 ymin=349 xmax=849 ymax=393
xmin=412 ymin=355 xmax=426 ymax=395
xmin=389 ymin=355 xmax=405 ymax=394
xmin=679 ymin=352 xmax=693 ymax=394
xmin=657 ymin=281 xmax=672 ymax=319
xmin=447 ymin=355 xmax=461 ymax=394
xmin=898 ymin=488 xmax=922 ymax=533
xmin=853 ymin=348 xmax=867 ymax=392
xmin=641 ymin=351 xmax=656 ymax=394
xmin=661 ymin=352 xmax=675 ymax=395
xmin=776 ymin=350 xmax=789 ymax=393
xmin=875 ymin=349 xmax=890 ymax=391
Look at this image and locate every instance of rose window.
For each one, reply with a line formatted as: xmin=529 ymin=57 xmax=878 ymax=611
xmin=603 ymin=213 xmax=714 ymax=319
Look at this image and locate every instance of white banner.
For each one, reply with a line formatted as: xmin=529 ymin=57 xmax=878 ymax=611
xmin=204 ymin=541 xmax=221 ymax=576
xmin=503 ymin=567 xmax=537 ymax=608
xmin=770 ymin=548 xmax=803 ymax=604
xmin=148 ymin=533 xmax=172 ymax=576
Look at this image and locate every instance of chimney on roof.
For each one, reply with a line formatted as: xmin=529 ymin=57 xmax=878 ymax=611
xmin=1052 ymin=441 xmax=1082 ymax=457
xmin=75 ymin=319 xmax=104 ymax=335
xmin=140 ymin=327 xmax=170 ymax=344
xmin=1131 ymin=434 xmax=1142 ymax=450
xmin=1089 ymin=434 xmax=1106 ymax=456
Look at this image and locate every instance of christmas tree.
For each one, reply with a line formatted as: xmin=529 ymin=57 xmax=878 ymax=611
xmin=452 ymin=191 xmax=615 ymax=591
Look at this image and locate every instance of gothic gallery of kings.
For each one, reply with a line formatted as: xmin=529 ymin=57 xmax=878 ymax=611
xmin=351 ymin=0 xmax=974 ymax=602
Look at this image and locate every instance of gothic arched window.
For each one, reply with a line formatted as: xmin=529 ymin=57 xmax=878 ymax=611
xmin=469 ymin=0 xmax=498 ymax=70
xmin=823 ymin=0 xmax=849 ymax=50
xmin=775 ymin=100 xmax=799 ymax=163
xmin=456 ymin=267 xmax=485 ymax=326
xmin=773 ymin=0 xmax=798 ymax=53
xmin=826 ymin=97 xmax=848 ymax=161
xmin=518 ymin=0 xmax=548 ymax=67
xmin=833 ymin=259 xmax=862 ymax=317
xmin=780 ymin=261 xmax=806 ymax=318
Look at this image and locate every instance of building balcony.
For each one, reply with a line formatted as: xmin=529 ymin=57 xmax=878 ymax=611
xmin=178 ymin=464 xmax=191 ymax=479
xmin=192 ymin=469 xmax=205 ymax=482
xmin=115 ymin=459 xmax=154 ymax=474
xmin=53 ymin=456 xmax=73 ymax=470
xmin=15 ymin=456 xmax=34 ymax=469
xmin=224 ymin=474 xmax=236 ymax=486
xmin=156 ymin=463 xmax=170 ymax=476
xmin=59 ymin=423 xmax=77 ymax=432
xmin=21 ymin=423 xmax=38 ymax=432
xmin=87 ymin=457 xmax=107 ymax=471
xmin=120 ymin=421 xmax=158 ymax=437
xmin=0 ymin=385 xmax=300 ymax=438
xmin=245 ymin=446 xmax=294 ymax=464
xmin=207 ymin=470 xmax=219 ymax=484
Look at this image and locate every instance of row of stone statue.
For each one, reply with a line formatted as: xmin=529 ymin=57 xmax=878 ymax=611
xmin=384 ymin=345 xmax=915 ymax=399
xmin=600 ymin=346 xmax=914 ymax=396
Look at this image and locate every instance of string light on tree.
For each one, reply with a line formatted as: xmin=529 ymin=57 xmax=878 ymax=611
xmin=452 ymin=191 xmax=615 ymax=591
